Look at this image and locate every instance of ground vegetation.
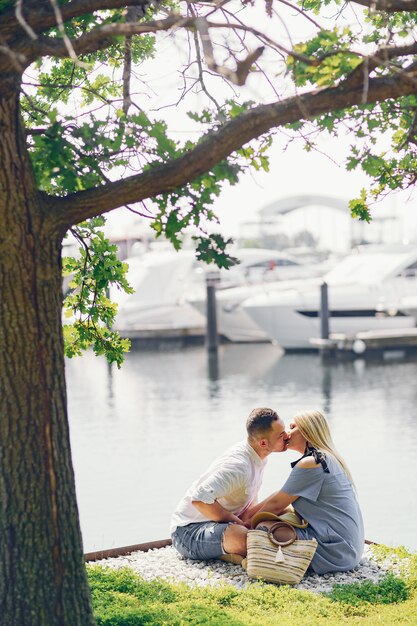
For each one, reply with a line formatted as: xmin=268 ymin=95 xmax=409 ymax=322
xmin=87 ymin=545 xmax=417 ymax=625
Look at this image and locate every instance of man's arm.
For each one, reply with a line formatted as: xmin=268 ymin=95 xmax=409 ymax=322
xmin=240 ymin=490 xmax=297 ymax=524
xmin=192 ymin=500 xmax=247 ymax=526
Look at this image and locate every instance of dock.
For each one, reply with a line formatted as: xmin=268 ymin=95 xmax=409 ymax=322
xmin=310 ymin=328 xmax=417 ymax=358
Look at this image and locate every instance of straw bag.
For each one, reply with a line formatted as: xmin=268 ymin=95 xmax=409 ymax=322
xmin=246 ymin=522 xmax=317 ymax=585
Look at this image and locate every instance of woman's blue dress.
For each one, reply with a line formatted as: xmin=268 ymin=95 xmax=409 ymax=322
xmin=281 ymin=454 xmax=365 ymax=574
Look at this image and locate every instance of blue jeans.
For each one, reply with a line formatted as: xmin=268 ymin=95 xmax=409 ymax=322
xmin=171 ymin=521 xmax=232 ymax=560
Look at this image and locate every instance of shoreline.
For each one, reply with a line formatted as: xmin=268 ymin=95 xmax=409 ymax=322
xmin=88 ymin=543 xmax=392 ymax=594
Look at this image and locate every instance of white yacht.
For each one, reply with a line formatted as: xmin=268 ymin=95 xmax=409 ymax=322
xmin=400 ymin=295 xmax=417 ymax=321
xmin=110 ymin=250 xmax=205 ymax=338
xmin=111 ymin=247 xmax=316 ymax=339
xmin=189 ymin=257 xmax=332 ymax=342
xmin=242 ymin=246 xmax=417 ymax=350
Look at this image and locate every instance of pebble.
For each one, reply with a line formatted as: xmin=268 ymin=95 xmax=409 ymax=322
xmin=91 ymin=545 xmax=392 ymax=594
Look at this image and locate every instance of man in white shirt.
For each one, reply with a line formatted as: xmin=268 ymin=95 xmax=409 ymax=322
xmin=170 ymin=407 xmax=288 ymax=560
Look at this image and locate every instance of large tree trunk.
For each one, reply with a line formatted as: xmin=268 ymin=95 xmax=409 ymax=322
xmin=0 ymin=89 xmax=95 ymax=624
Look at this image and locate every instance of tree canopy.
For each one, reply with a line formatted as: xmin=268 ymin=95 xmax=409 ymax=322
xmin=3 ymin=0 xmax=417 ymax=364
xmin=3 ymin=0 xmax=417 ymax=210
xmin=1 ymin=0 xmax=417 ymax=623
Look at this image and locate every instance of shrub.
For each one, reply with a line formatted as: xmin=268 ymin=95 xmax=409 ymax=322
xmin=327 ymin=573 xmax=409 ymax=606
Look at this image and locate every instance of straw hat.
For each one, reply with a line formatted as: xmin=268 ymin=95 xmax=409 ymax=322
xmin=250 ymin=510 xmax=308 ymax=529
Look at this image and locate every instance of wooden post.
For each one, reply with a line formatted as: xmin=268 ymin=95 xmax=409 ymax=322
xmin=207 ymin=351 xmax=219 ymax=380
xmin=206 ymin=271 xmax=219 ymax=353
xmin=320 ymin=281 xmax=329 ymax=340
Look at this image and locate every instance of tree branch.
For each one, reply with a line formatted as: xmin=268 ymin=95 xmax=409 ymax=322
xmin=342 ymin=41 xmax=417 ymax=89
xmin=0 ymin=0 xmax=152 ymax=38
xmin=351 ymin=0 xmax=417 ymax=11
xmin=122 ymin=6 xmax=143 ymax=114
xmin=48 ymin=72 xmax=417 ymax=231
xmin=27 ymin=14 xmax=316 ymax=73
xmin=193 ymin=16 xmax=264 ymax=86
xmin=30 ymin=15 xmax=195 ymax=60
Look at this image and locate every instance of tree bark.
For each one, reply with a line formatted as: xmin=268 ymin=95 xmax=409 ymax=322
xmin=0 ymin=89 xmax=95 ymax=625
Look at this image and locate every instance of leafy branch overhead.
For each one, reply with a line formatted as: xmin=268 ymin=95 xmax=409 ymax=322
xmin=63 ymin=218 xmax=133 ymax=366
xmin=3 ymin=0 xmax=417 ymax=364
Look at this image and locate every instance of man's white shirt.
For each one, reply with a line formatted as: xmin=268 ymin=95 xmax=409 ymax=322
xmin=170 ymin=440 xmax=267 ymax=534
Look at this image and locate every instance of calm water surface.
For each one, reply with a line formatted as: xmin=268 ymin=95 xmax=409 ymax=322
xmin=66 ymin=344 xmax=417 ymax=553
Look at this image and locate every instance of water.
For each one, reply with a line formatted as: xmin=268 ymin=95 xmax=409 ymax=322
xmin=66 ymin=343 xmax=417 ymax=553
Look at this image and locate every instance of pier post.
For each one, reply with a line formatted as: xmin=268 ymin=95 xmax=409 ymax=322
xmin=320 ymin=281 xmax=329 ymax=340
xmin=206 ymin=271 xmax=220 ymax=353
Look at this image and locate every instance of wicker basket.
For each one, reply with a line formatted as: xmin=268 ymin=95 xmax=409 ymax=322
xmin=246 ymin=526 xmax=317 ymax=585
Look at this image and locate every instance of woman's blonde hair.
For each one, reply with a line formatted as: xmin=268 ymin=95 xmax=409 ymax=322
xmin=293 ymin=410 xmax=354 ymax=484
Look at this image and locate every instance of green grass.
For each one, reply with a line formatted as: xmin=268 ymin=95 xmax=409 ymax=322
xmin=87 ymin=545 xmax=417 ymax=625
xmin=326 ymin=572 xmax=409 ymax=605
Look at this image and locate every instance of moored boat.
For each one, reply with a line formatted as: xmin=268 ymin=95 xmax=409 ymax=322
xmin=242 ymin=245 xmax=417 ymax=350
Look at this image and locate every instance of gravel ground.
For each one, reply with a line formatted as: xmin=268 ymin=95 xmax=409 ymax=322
xmin=91 ymin=544 xmax=392 ymax=594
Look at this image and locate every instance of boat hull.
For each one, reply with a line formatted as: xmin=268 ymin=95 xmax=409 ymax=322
xmin=244 ymin=281 xmax=417 ymax=350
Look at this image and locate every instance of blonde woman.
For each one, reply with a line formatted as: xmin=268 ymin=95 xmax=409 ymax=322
xmin=241 ymin=410 xmax=364 ymax=574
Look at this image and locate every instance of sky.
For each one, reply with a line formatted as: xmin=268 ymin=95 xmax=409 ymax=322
xmin=104 ymin=2 xmax=417 ymax=251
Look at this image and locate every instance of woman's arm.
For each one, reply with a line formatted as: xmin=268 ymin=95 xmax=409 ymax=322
xmin=241 ymin=457 xmax=320 ymax=523
xmin=240 ymin=490 xmax=298 ymax=524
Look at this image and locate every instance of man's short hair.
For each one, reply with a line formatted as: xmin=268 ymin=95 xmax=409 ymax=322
xmin=246 ymin=407 xmax=280 ymax=441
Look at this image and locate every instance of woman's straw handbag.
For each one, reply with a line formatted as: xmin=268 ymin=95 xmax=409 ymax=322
xmin=246 ymin=522 xmax=317 ymax=585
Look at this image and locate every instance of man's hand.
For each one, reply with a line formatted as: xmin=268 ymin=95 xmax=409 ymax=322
xmin=239 ymin=490 xmax=298 ymax=526
xmin=192 ymin=500 xmax=246 ymax=525
xmin=239 ymin=505 xmax=260 ymax=526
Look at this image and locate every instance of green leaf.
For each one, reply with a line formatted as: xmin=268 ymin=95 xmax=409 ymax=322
xmin=62 ymin=220 xmax=133 ymax=366
xmin=349 ymin=189 xmax=371 ymax=222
